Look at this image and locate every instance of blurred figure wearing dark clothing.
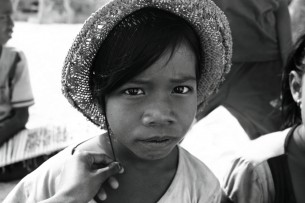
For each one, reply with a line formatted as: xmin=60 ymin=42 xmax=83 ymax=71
xmin=200 ymin=0 xmax=292 ymax=139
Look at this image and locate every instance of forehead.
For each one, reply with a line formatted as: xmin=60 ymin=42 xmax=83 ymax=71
xmin=0 ymin=0 xmax=13 ymax=14
xmin=134 ymin=43 xmax=196 ymax=79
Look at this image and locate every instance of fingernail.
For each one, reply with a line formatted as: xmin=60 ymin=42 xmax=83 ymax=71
xmin=116 ymin=162 xmax=124 ymax=174
xmin=112 ymin=180 xmax=119 ymax=189
xmin=99 ymin=192 xmax=107 ymax=201
xmin=110 ymin=162 xmax=124 ymax=174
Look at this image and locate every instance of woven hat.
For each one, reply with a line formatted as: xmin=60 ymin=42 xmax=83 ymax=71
xmin=62 ymin=0 xmax=232 ymax=129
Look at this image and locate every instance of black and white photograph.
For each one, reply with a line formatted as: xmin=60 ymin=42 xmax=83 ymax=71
xmin=0 ymin=0 xmax=304 ymax=202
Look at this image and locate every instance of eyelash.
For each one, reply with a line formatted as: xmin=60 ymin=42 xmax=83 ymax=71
xmin=172 ymin=86 xmax=192 ymax=94
xmin=123 ymin=86 xmax=192 ymax=96
xmin=124 ymin=88 xmax=144 ymax=95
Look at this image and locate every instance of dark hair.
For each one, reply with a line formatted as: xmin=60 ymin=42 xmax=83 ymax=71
xmin=281 ymin=34 xmax=305 ymax=128
xmin=90 ymin=7 xmax=201 ymax=108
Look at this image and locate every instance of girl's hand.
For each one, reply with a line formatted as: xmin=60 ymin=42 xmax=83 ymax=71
xmin=40 ymin=151 xmax=123 ymax=203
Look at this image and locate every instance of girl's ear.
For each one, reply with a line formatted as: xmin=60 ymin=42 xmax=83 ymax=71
xmin=289 ymin=70 xmax=302 ymax=103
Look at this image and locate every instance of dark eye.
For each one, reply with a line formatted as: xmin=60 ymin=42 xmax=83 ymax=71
xmin=172 ymin=86 xmax=191 ymax=94
xmin=124 ymin=88 xmax=144 ymax=95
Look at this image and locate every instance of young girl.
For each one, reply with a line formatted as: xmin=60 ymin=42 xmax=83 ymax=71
xmin=222 ymin=33 xmax=305 ymax=203
xmin=4 ymin=0 xmax=232 ymax=202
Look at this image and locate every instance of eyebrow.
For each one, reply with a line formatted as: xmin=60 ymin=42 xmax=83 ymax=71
xmin=128 ymin=76 xmax=197 ymax=84
xmin=169 ymin=76 xmax=197 ymax=83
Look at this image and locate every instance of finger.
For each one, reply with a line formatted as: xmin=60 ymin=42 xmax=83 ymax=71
xmin=93 ymin=196 xmax=104 ymax=203
xmin=97 ymin=187 xmax=107 ymax=201
xmin=93 ymin=195 xmax=105 ymax=203
xmin=96 ymin=162 xmax=121 ymax=180
xmin=107 ymin=176 xmax=119 ymax=189
xmin=88 ymin=153 xmax=114 ymax=166
xmin=74 ymin=151 xmax=114 ymax=167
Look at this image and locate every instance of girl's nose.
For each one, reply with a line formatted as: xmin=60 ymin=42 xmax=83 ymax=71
xmin=142 ymin=106 xmax=176 ymax=127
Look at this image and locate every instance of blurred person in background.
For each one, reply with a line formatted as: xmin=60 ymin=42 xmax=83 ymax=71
xmin=0 ymin=0 xmax=35 ymax=181
xmin=0 ymin=0 xmax=34 ymax=147
xmin=222 ymin=32 xmax=305 ymax=203
xmin=201 ymin=0 xmax=293 ymax=139
xmin=289 ymin=0 xmax=305 ymax=42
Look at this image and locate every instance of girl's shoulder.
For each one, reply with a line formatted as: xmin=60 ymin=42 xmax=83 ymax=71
xmin=222 ymin=128 xmax=294 ymax=203
xmin=222 ymin=157 xmax=275 ymax=203
xmin=235 ymin=128 xmax=292 ymax=166
xmin=158 ymin=146 xmax=221 ymax=203
xmin=179 ymin=146 xmax=216 ymax=174
xmin=177 ymin=146 xmax=220 ymax=189
xmin=4 ymin=144 xmax=77 ymax=202
xmin=4 ymin=135 xmax=105 ymax=202
xmin=71 ymin=133 xmax=106 ymax=154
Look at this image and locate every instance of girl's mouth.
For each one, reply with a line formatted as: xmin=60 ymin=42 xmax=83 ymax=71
xmin=146 ymin=138 xmax=170 ymax=143
xmin=144 ymin=136 xmax=171 ymax=141
xmin=140 ymin=136 xmax=174 ymax=145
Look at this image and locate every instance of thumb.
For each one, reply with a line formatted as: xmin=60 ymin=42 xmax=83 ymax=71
xmin=95 ymin=162 xmax=121 ymax=180
xmin=89 ymin=153 xmax=114 ymax=166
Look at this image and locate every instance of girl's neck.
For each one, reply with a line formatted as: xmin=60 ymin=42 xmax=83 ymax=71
xmin=119 ymin=145 xmax=178 ymax=173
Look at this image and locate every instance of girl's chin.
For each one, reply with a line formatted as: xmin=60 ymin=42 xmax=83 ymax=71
xmin=137 ymin=153 xmax=170 ymax=161
xmin=132 ymin=146 xmax=176 ymax=161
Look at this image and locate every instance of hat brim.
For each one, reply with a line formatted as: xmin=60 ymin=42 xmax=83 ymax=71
xmin=62 ymin=0 xmax=232 ymax=128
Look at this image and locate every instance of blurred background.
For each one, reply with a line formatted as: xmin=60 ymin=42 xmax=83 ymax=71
xmin=6 ymin=0 xmax=303 ymax=133
xmin=12 ymin=0 xmax=108 ymax=23
xmin=6 ymin=0 xmax=114 ymax=135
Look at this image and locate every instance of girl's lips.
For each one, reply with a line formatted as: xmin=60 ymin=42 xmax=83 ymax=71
xmin=142 ymin=136 xmax=173 ymax=142
xmin=138 ymin=136 xmax=178 ymax=148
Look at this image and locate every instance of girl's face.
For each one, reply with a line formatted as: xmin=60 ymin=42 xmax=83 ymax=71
xmin=105 ymin=43 xmax=197 ymax=160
